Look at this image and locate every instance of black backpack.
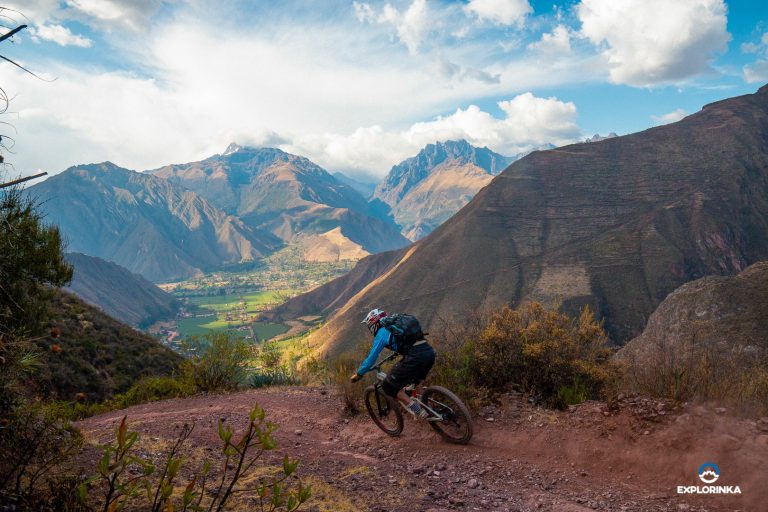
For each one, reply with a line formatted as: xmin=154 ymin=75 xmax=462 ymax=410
xmin=380 ymin=313 xmax=426 ymax=354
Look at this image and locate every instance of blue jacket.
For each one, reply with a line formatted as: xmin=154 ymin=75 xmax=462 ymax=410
xmin=356 ymin=326 xmax=398 ymax=376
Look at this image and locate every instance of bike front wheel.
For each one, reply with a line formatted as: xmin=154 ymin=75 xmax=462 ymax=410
xmin=422 ymin=385 xmax=473 ymax=444
xmin=364 ymin=385 xmax=403 ymax=436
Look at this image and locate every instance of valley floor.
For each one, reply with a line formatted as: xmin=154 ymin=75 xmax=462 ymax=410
xmin=77 ymin=388 xmax=766 ymax=512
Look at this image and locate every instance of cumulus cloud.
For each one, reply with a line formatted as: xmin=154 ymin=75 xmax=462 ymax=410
xmin=4 ymin=0 xmax=616 ymax=181
xmin=435 ymin=56 xmax=500 ymax=84
xmin=651 ymin=108 xmax=687 ymax=125
xmin=741 ymin=32 xmax=768 ymax=83
xmin=744 ymin=60 xmax=768 ymax=84
xmin=576 ymin=0 xmax=730 ymax=87
xmin=30 ymin=24 xmax=92 ymax=47
xmin=528 ymin=24 xmax=571 ymax=56
xmin=464 ymin=0 xmax=532 ymax=26
xmin=285 ymin=92 xmax=581 ymax=174
xmin=353 ymin=0 xmax=429 ymax=54
xmin=3 ymin=0 xmax=163 ymax=33
xmin=65 ymin=0 xmax=164 ymax=31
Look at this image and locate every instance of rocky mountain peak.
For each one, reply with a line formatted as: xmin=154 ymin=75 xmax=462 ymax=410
xmin=584 ymin=133 xmax=618 ymax=143
xmin=223 ymin=142 xmax=244 ymax=155
xmin=374 ymin=139 xmax=512 ymax=206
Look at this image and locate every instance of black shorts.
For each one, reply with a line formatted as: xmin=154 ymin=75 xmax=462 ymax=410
xmin=382 ymin=343 xmax=435 ymax=397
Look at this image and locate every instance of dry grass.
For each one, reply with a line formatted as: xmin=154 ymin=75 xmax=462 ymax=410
xmin=620 ymin=329 xmax=768 ymax=416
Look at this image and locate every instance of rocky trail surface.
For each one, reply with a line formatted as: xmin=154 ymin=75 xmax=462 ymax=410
xmin=77 ymin=387 xmax=767 ymax=512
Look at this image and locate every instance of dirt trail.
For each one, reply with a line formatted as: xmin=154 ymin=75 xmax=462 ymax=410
xmin=77 ymin=387 xmax=767 ymax=512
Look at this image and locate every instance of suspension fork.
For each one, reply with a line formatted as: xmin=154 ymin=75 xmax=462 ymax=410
xmin=374 ymin=382 xmax=387 ymax=415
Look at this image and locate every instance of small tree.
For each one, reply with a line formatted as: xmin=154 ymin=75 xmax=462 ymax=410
xmin=0 ymin=187 xmax=73 ymax=335
xmin=181 ymin=333 xmax=252 ymax=392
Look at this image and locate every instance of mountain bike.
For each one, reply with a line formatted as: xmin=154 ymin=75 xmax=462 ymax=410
xmin=362 ymin=352 xmax=474 ymax=444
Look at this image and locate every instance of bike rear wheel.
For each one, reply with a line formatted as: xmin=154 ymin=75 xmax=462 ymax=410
xmin=422 ymin=385 xmax=473 ymax=444
xmin=364 ymin=385 xmax=403 ymax=436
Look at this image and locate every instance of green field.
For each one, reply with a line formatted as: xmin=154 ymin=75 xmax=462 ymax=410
xmin=175 ymin=290 xmax=291 ymax=341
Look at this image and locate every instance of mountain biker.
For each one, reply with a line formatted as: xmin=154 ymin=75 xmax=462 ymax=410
xmin=350 ymin=308 xmax=435 ymax=418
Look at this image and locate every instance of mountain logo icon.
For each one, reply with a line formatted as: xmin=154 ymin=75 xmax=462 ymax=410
xmin=698 ymin=462 xmax=720 ymax=484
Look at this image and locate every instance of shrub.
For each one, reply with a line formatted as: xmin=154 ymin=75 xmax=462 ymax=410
xmin=428 ymin=310 xmax=489 ymax=400
xmin=251 ymin=367 xmax=301 ymax=388
xmin=257 ymin=340 xmax=283 ymax=369
xmin=0 ymin=404 xmax=83 ymax=506
xmin=330 ymin=345 xmax=370 ymax=414
xmin=79 ymin=406 xmax=311 ymax=511
xmin=181 ymin=333 xmax=252 ymax=392
xmin=45 ymin=376 xmax=196 ymax=422
xmin=110 ymin=375 xmax=194 ymax=409
xmin=472 ymin=302 xmax=618 ymax=408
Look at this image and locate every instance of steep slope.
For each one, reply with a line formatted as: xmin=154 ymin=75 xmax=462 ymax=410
xmin=617 ymin=261 xmax=768 ymax=406
xmin=297 ymin=227 xmax=370 ymax=262
xmin=371 ymin=140 xmax=513 ymax=240
xmin=65 ymin=253 xmax=180 ymax=328
xmin=619 ymin=261 xmax=768 ymax=358
xmin=30 ymin=289 xmax=181 ymax=402
xmin=30 ymin=162 xmax=281 ymax=282
xmin=299 ymin=85 xmax=768 ymax=356
xmin=153 ymin=145 xmax=408 ymax=254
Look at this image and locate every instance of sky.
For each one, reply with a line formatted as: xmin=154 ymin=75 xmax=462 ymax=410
xmin=1 ymin=0 xmax=768 ymax=181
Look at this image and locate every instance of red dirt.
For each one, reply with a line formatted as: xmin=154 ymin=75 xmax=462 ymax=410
xmin=77 ymin=387 xmax=768 ymax=512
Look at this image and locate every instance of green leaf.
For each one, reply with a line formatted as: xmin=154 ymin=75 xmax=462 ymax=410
xmin=117 ymin=416 xmax=127 ymax=448
xmin=282 ymin=455 xmax=299 ymax=476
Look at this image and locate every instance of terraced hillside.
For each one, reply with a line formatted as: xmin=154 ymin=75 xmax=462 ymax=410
xmin=275 ymin=85 xmax=768 ymax=355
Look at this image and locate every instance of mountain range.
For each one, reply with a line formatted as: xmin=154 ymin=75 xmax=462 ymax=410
xmin=31 ymin=162 xmax=279 ymax=281
xmin=271 ymin=84 xmax=768 ymax=356
xmin=152 ymin=145 xmax=408 ymax=256
xmin=32 ymin=140 xmax=511 ymax=285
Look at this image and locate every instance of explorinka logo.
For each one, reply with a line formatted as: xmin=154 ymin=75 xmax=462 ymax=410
xmin=677 ymin=461 xmax=741 ymax=495
xmin=698 ymin=462 xmax=719 ymax=484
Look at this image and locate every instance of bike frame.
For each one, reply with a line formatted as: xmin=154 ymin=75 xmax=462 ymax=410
xmin=367 ymin=352 xmax=451 ymax=422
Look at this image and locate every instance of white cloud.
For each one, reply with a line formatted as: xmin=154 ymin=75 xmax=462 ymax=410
xmin=286 ymin=92 xmax=581 ymax=174
xmin=3 ymin=3 xmax=601 ymax=179
xmin=434 ymin=56 xmax=500 ymax=84
xmin=464 ymin=0 xmax=532 ymax=26
xmin=65 ymin=0 xmax=164 ymax=31
xmin=528 ymin=24 xmax=571 ymax=56
xmin=744 ymin=60 xmax=768 ymax=84
xmin=353 ymin=1 xmax=376 ymax=23
xmin=354 ymin=0 xmax=429 ymax=54
xmin=741 ymin=42 xmax=760 ymax=54
xmin=576 ymin=0 xmax=730 ymax=87
xmin=2 ymin=0 xmax=163 ymax=32
xmin=740 ymin=32 xmax=768 ymax=83
xmin=651 ymin=108 xmax=687 ymax=125
xmin=30 ymin=24 xmax=92 ymax=47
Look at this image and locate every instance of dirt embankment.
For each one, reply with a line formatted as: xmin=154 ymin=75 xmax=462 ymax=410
xmin=77 ymin=387 xmax=768 ymax=512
